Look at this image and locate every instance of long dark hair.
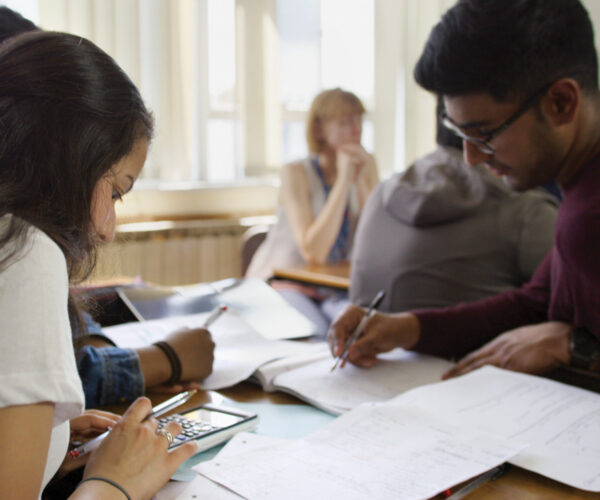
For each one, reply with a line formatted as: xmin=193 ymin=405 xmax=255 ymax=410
xmin=0 ymin=31 xmax=153 ymax=280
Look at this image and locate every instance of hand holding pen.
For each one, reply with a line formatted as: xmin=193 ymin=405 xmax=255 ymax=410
xmin=78 ymin=396 xmax=200 ymax=500
xmin=157 ymin=305 xmax=226 ymax=386
xmin=331 ymin=290 xmax=385 ymax=371
xmin=70 ymin=390 xmax=197 ymax=458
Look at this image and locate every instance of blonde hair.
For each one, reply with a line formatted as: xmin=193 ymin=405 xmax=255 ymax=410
xmin=306 ymin=88 xmax=366 ymax=154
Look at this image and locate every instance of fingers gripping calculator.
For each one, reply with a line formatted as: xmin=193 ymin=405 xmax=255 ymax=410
xmin=157 ymin=403 xmax=259 ymax=454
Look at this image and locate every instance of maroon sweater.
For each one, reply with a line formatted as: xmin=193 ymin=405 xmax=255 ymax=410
xmin=413 ymin=154 xmax=600 ymax=359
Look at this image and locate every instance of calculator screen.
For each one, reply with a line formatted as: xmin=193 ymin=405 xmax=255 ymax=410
xmin=183 ymin=408 xmax=245 ymax=428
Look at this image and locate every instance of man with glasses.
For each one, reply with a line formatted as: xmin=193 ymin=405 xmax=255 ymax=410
xmin=328 ymin=0 xmax=600 ymax=378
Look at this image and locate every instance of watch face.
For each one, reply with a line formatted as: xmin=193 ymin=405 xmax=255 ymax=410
xmin=570 ymin=327 xmax=600 ymax=370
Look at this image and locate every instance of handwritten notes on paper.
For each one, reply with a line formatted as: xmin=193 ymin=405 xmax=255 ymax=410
xmin=397 ymin=366 xmax=600 ymax=491
xmin=197 ymin=404 xmax=524 ymax=500
xmin=268 ymin=347 xmax=455 ymax=414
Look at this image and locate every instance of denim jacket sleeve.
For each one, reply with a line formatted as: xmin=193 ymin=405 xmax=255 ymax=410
xmin=76 ymin=313 xmax=145 ymax=408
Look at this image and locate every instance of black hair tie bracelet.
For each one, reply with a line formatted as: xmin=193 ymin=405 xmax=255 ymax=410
xmin=153 ymin=340 xmax=182 ymax=385
xmin=79 ymin=476 xmax=131 ymax=500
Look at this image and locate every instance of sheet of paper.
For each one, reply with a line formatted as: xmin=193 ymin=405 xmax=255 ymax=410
xmin=158 ymin=434 xmax=287 ymax=500
xmin=394 ymin=366 xmax=600 ymax=492
xmin=103 ymin=311 xmax=324 ymax=389
xmin=158 ymin=408 xmax=333 ymax=499
xmin=119 ymin=278 xmax=318 ymax=340
xmin=197 ymin=403 xmax=523 ymax=500
xmin=102 ymin=311 xmax=213 ymax=349
xmin=271 ymin=347 xmax=455 ymax=414
xmin=216 ymin=278 xmax=318 ymax=339
xmin=156 ymin=473 xmax=241 ymax=500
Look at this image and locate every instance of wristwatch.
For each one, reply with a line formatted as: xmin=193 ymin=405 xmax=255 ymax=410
xmin=569 ymin=326 xmax=600 ymax=371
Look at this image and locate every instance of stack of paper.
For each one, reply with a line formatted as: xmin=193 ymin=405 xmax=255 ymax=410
xmin=192 ymin=367 xmax=600 ymax=499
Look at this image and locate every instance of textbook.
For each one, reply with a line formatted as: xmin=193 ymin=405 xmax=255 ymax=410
xmin=250 ymin=342 xmax=456 ymax=414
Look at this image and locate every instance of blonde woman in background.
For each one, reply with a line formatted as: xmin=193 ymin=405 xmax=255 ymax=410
xmin=246 ymin=88 xmax=379 ymax=335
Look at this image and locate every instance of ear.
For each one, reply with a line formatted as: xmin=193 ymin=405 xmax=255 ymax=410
xmin=542 ymin=78 xmax=580 ymax=126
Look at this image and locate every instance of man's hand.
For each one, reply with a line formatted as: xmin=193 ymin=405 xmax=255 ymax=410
xmin=443 ymin=321 xmax=571 ymax=379
xmin=327 ymin=306 xmax=420 ymax=368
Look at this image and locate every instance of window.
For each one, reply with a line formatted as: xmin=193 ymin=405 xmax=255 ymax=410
xmin=206 ymin=0 xmax=241 ymax=182
xmin=278 ymin=0 xmax=375 ymax=164
xmin=7 ymin=0 xmax=462 ymax=218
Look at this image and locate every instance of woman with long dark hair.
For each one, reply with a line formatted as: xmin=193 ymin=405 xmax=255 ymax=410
xmin=0 ymin=31 xmax=198 ymax=499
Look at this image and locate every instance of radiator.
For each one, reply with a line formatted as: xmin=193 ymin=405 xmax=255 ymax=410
xmin=93 ymin=220 xmax=249 ymax=285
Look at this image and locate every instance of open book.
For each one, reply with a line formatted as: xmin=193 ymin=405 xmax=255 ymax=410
xmin=251 ymin=343 xmax=455 ymax=414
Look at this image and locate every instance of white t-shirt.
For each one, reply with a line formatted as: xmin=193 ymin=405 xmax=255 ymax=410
xmin=0 ymin=219 xmax=85 ymax=494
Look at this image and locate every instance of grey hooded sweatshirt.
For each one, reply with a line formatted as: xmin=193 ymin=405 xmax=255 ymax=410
xmin=350 ymin=146 xmax=558 ymax=312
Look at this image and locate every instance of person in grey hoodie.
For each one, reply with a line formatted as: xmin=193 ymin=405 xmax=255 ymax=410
xmin=350 ymin=98 xmax=558 ymax=312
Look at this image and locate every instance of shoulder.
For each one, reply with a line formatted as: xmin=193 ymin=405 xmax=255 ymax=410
xmin=281 ymin=160 xmax=311 ymax=191
xmin=1 ymin=223 xmax=68 ymax=296
xmin=281 ymin=160 xmax=309 ymax=178
xmin=10 ymin=225 xmax=66 ymax=280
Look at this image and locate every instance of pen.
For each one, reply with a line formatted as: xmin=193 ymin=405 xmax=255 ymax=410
xmin=69 ymin=389 xmax=197 ymax=458
xmin=331 ymin=290 xmax=385 ymax=372
xmin=445 ymin=463 xmax=508 ymax=499
xmin=202 ymin=304 xmax=227 ymax=328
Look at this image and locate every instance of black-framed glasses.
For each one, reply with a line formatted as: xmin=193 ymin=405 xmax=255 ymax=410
xmin=440 ymin=83 xmax=552 ymax=155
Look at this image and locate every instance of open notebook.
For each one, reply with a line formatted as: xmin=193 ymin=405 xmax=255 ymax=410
xmin=251 ymin=343 xmax=455 ymax=414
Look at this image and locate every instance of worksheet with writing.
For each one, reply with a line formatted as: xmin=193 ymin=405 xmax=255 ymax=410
xmin=196 ymin=404 xmax=524 ymax=500
xmin=395 ymin=366 xmax=600 ymax=491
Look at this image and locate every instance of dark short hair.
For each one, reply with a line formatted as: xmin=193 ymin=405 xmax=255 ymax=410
xmin=0 ymin=31 xmax=153 ymax=280
xmin=0 ymin=6 xmax=37 ymax=43
xmin=414 ymin=0 xmax=598 ymax=101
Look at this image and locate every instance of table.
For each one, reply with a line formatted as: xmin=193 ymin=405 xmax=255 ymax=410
xmin=134 ymin=382 xmax=598 ymax=500
xmin=272 ymin=261 xmax=351 ymax=289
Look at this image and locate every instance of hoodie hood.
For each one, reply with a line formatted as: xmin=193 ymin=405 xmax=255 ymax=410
xmin=381 ymin=146 xmax=508 ymax=227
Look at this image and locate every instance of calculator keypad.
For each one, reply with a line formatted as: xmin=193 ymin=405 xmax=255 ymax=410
xmin=157 ymin=415 xmax=217 ymax=447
